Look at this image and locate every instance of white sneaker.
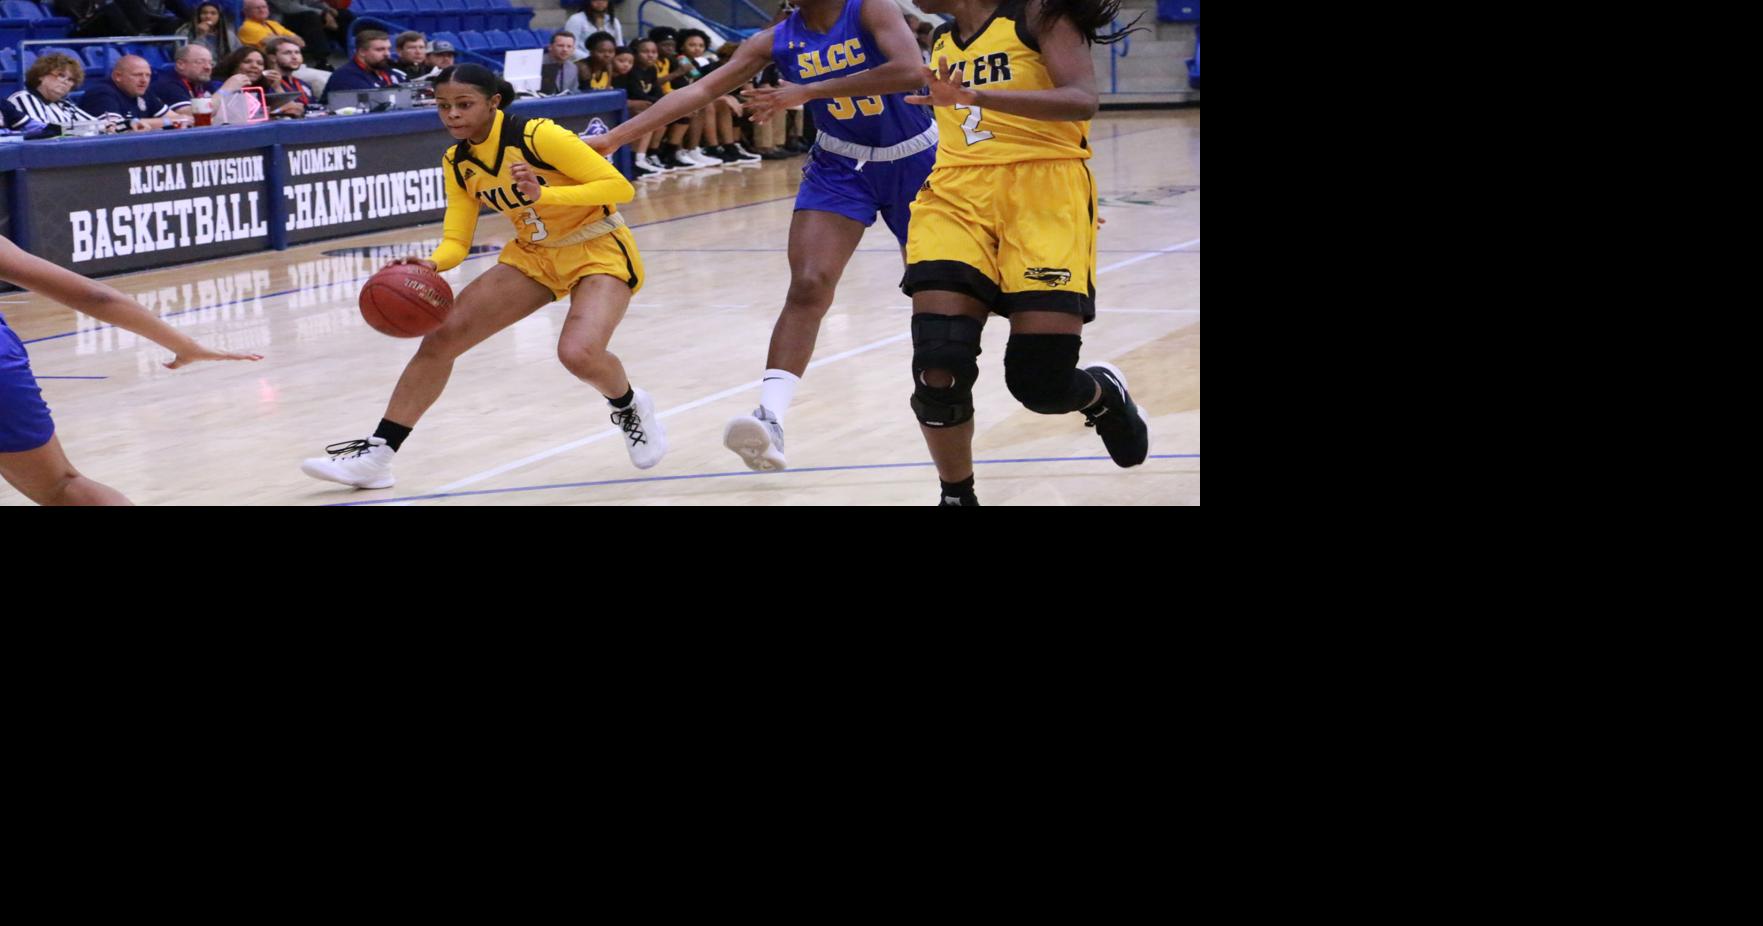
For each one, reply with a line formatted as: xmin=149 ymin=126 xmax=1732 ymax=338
xmin=729 ymin=143 xmax=762 ymax=162
xmin=611 ymin=387 xmax=668 ymax=469
xmin=301 ymin=436 xmax=396 ymax=489
xmin=684 ymin=147 xmax=722 ymax=167
xmin=723 ymin=407 xmax=786 ymax=471
xmin=639 ymin=153 xmax=669 ymax=172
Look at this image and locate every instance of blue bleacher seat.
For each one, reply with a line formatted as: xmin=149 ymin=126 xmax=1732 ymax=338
xmin=27 ymin=1 xmax=71 ymax=38
xmin=0 ymin=46 xmax=19 ymax=76
xmin=508 ymin=28 xmax=538 ymax=48
xmin=435 ymin=0 xmax=466 ymax=33
xmin=79 ymin=45 xmax=106 ymax=70
xmin=533 ymin=27 xmax=552 ymax=46
xmin=1157 ymin=0 xmax=1198 ymax=23
xmin=482 ymin=29 xmax=511 ymax=51
xmin=503 ymin=2 xmax=536 ymax=31
xmin=354 ymin=0 xmax=388 ymax=12
xmin=1186 ymin=25 xmax=1199 ymax=88
xmin=458 ymin=31 xmax=487 ymax=52
xmin=0 ymin=24 xmax=30 ymax=56
xmin=125 ymin=44 xmax=168 ymax=66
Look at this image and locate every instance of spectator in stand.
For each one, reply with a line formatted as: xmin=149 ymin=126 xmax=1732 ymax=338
xmin=239 ymin=0 xmax=304 ymax=53
xmin=150 ymin=44 xmax=221 ymax=114
xmin=213 ymin=45 xmax=307 ymax=116
xmin=56 ymin=0 xmax=178 ymax=38
xmin=676 ymin=30 xmax=752 ymax=163
xmin=263 ymin=36 xmax=319 ymax=111
xmin=617 ymin=39 xmax=668 ymax=177
xmin=583 ymin=31 xmax=616 ymax=90
xmin=392 ymin=32 xmax=430 ymax=81
xmin=7 ymin=53 xmax=118 ymax=135
xmin=321 ymin=29 xmax=404 ymax=102
xmin=269 ymin=0 xmax=355 ymax=67
xmin=177 ymin=2 xmax=244 ymax=59
xmin=565 ymin=0 xmax=622 ymax=60
xmin=540 ymin=32 xmax=588 ymax=94
xmin=423 ymin=40 xmax=456 ymax=76
xmin=646 ymin=27 xmax=717 ymax=169
xmin=81 ymin=55 xmax=189 ymax=131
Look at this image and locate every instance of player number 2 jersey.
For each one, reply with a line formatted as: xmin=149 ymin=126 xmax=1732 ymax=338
xmin=927 ymin=0 xmax=1092 ymax=168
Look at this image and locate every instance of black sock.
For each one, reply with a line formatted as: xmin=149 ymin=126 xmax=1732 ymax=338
xmin=940 ymin=475 xmax=976 ymax=500
xmin=607 ymin=387 xmax=634 ymax=409
xmin=374 ymin=418 xmax=412 ymax=452
xmin=1082 ymin=369 xmax=1121 ymax=412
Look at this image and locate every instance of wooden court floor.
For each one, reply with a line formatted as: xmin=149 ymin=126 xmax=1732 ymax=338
xmin=1 ymin=111 xmax=1199 ymax=506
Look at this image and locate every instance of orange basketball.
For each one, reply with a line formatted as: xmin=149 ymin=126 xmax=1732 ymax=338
xmin=359 ymin=264 xmax=453 ymax=338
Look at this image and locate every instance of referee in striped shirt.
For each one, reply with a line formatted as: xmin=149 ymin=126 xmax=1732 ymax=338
xmin=6 ymin=52 xmax=121 ymax=135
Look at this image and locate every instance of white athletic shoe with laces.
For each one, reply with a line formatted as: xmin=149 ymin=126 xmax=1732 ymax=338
xmin=722 ymin=407 xmax=787 ymax=471
xmin=300 ymin=436 xmax=396 ymax=489
xmin=612 ymin=387 xmax=668 ymax=469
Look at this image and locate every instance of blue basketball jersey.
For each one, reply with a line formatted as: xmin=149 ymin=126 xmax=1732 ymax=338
xmin=772 ymin=0 xmax=932 ymax=149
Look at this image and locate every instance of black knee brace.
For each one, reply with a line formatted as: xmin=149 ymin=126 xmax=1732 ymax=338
xmin=1005 ymin=334 xmax=1093 ymax=414
xmin=910 ymin=314 xmax=984 ymax=428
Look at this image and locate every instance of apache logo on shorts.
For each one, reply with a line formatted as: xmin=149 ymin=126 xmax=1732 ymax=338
xmin=584 ymin=117 xmax=611 ymax=136
xmin=1025 ymin=267 xmax=1072 ymax=286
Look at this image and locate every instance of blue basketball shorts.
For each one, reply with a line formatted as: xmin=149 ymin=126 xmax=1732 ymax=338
xmin=794 ymin=145 xmax=937 ymax=247
xmin=0 ymin=315 xmax=55 ymax=454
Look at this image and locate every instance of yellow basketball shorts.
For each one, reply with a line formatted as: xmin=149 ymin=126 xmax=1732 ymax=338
xmin=902 ymin=158 xmax=1098 ymax=322
xmin=499 ymin=224 xmax=645 ymax=300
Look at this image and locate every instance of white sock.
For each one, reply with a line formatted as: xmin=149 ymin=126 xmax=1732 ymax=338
xmin=759 ymin=369 xmax=800 ymax=422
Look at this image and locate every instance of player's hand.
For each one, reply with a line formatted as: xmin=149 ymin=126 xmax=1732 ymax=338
xmin=741 ymin=80 xmax=805 ymax=123
xmin=387 ymin=257 xmax=438 ymax=271
xmin=164 ymin=343 xmax=264 ymax=369
xmin=510 ymin=161 xmax=543 ymax=202
xmin=904 ymin=56 xmax=975 ymax=108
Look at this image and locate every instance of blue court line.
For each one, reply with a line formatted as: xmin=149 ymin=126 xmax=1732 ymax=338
xmin=322 ymin=453 xmax=1200 ymax=506
xmin=35 ymin=375 xmax=109 ymax=380
xmin=20 ymin=123 xmax=1184 ymax=346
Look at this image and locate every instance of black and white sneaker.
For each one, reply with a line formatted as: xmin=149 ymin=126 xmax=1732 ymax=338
xmin=728 ymin=143 xmax=763 ymax=162
xmin=300 ymin=436 xmax=396 ymax=488
xmin=611 ymin=387 xmax=668 ymax=469
xmin=1082 ymin=362 xmax=1151 ymax=467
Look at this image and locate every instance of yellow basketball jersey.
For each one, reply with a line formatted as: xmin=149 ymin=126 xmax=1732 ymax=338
xmin=590 ymin=70 xmax=612 ymax=90
xmin=442 ymin=110 xmax=621 ymax=247
xmin=927 ymin=0 xmax=1091 ymax=167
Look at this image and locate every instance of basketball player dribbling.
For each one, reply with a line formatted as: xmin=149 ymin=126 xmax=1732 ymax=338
xmin=301 ymin=64 xmax=665 ymax=490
